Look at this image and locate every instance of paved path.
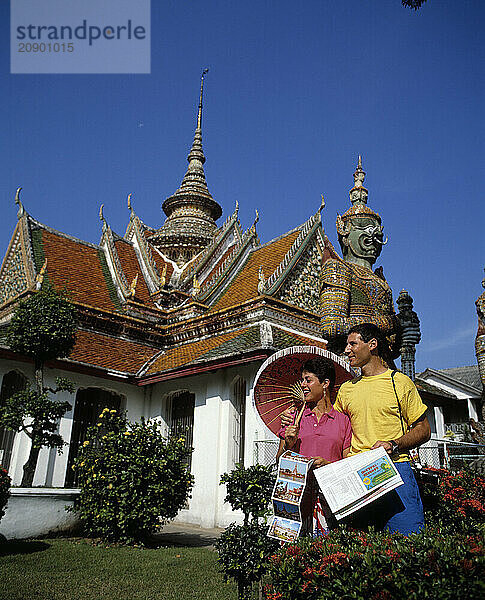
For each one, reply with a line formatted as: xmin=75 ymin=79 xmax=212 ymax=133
xmin=154 ymin=522 xmax=224 ymax=549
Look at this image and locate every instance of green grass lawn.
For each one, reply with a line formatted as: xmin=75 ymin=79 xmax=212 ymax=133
xmin=0 ymin=538 xmax=238 ymax=600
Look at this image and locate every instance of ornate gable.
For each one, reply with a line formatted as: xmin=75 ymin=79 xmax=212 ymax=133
xmin=0 ymin=213 xmax=38 ymax=307
xmin=261 ymin=209 xmax=325 ymax=313
xmin=275 ymin=236 xmax=323 ymax=314
xmin=0 ymin=223 xmax=31 ymax=306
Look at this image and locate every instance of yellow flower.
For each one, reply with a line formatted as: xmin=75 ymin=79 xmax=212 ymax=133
xmin=83 ymin=440 xmax=89 ymax=447
xmin=96 ymin=423 xmax=102 ymax=427
xmin=98 ymin=412 xmax=104 ymax=419
xmin=123 ymin=431 xmax=131 ymax=436
xmin=110 ymin=410 xmax=117 ymax=414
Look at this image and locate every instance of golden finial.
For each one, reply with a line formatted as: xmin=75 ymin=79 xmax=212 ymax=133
xmin=235 ymin=200 xmax=239 ymax=215
xmin=129 ymin=274 xmax=138 ymax=298
xmin=99 ymin=204 xmax=105 ymax=222
xmin=35 ymin=258 xmax=48 ymax=290
xmin=127 ymin=193 xmax=133 ymax=213
xmin=197 ymin=68 xmax=209 ymax=130
xmin=320 ymin=194 xmax=325 ymax=212
xmin=192 ymin=274 xmax=201 ymax=296
xmin=254 ymin=209 xmax=259 ymax=224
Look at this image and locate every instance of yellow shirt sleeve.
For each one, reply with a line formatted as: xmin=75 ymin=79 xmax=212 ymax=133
xmin=394 ymin=372 xmax=428 ymax=427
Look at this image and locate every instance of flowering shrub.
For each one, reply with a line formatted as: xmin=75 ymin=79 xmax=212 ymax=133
xmin=69 ymin=409 xmax=193 ymax=544
xmin=420 ymin=468 xmax=485 ymax=532
xmin=0 ymin=466 xmax=11 ymax=522
xmin=265 ymin=526 xmax=484 ymax=600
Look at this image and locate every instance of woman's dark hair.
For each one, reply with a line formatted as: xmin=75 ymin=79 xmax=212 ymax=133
xmin=302 ymin=357 xmax=336 ymax=390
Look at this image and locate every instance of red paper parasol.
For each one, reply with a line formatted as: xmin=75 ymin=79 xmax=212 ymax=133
xmin=252 ymin=346 xmax=356 ymax=436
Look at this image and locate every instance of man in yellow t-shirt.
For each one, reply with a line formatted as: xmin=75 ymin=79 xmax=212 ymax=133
xmin=334 ymin=323 xmax=430 ymax=534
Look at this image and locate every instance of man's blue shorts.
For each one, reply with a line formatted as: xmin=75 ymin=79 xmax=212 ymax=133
xmin=345 ymin=461 xmax=424 ymax=536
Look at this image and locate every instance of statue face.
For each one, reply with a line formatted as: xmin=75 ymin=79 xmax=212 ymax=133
xmin=344 ymin=216 xmax=384 ymax=265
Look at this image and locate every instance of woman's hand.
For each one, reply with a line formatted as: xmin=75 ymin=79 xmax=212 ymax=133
xmin=311 ymin=456 xmax=329 ymax=468
xmin=280 ymin=407 xmax=296 ymax=427
xmin=284 ymin=425 xmax=299 ymax=449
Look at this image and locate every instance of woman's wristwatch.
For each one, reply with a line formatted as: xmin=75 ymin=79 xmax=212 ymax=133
xmin=389 ymin=440 xmax=399 ymax=455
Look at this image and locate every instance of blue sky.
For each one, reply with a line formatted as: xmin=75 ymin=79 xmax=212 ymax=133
xmin=1 ymin=1 xmax=483 ymax=373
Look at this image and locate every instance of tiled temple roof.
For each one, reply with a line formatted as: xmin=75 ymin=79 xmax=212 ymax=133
xmin=144 ymin=324 xmax=325 ymax=376
xmin=37 ymin=226 xmax=119 ymax=312
xmin=69 ymin=329 xmax=159 ymax=375
xmin=1 ymin=205 xmax=325 ymax=381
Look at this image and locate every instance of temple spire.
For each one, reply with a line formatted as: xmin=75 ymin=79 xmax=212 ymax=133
xmin=150 ymin=70 xmax=222 ymax=267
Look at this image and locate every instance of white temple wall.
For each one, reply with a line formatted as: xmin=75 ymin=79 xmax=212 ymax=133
xmin=0 ymin=360 xmax=145 ymax=487
xmin=1 ymin=356 xmax=279 ymax=531
xmin=146 ymin=360 xmax=279 ymax=528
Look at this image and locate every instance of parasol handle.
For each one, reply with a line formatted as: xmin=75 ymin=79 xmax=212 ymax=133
xmin=294 ymin=401 xmax=306 ymax=428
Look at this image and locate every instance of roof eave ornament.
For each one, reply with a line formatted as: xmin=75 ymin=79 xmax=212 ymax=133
xmin=127 ymin=193 xmax=134 ymax=216
xmin=99 ymin=203 xmax=107 ymax=232
xmin=15 ymin=187 xmax=24 ymax=219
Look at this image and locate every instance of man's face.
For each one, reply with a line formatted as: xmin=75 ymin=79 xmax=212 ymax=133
xmin=344 ymin=332 xmax=375 ymax=368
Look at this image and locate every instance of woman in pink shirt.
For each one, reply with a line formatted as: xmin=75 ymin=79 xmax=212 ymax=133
xmin=276 ymin=357 xmax=352 ymax=534
xmin=276 ymin=357 xmax=352 ymax=465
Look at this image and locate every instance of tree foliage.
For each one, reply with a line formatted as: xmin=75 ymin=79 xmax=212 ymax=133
xmin=70 ymin=409 xmax=194 ymax=545
xmin=0 ymin=286 xmax=77 ymax=486
xmin=401 ymin=0 xmax=427 ymax=9
xmin=6 ymin=286 xmax=77 ymax=367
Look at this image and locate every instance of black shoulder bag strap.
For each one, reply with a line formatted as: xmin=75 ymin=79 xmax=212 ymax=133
xmin=390 ymin=369 xmax=407 ymax=436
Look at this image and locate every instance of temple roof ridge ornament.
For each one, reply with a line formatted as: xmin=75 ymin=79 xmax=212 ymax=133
xmin=15 ymin=187 xmax=25 ymax=219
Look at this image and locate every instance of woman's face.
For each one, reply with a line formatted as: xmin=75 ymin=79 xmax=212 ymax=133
xmin=300 ymin=370 xmax=329 ymax=404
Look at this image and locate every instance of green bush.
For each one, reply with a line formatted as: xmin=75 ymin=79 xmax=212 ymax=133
xmin=69 ymin=409 xmax=193 ymax=544
xmin=220 ymin=464 xmax=275 ymax=524
xmin=216 ymin=463 xmax=277 ymax=600
xmin=216 ymin=521 xmax=279 ymax=600
xmin=264 ymin=526 xmax=484 ymax=600
xmin=0 ymin=466 xmax=11 ymax=523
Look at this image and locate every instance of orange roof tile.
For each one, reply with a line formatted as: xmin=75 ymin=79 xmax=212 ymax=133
xmin=146 ymin=327 xmax=249 ymax=374
xmin=40 ymin=229 xmax=118 ymax=312
xmin=210 ymin=231 xmax=299 ymax=311
xmin=69 ymin=329 xmax=158 ymax=374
